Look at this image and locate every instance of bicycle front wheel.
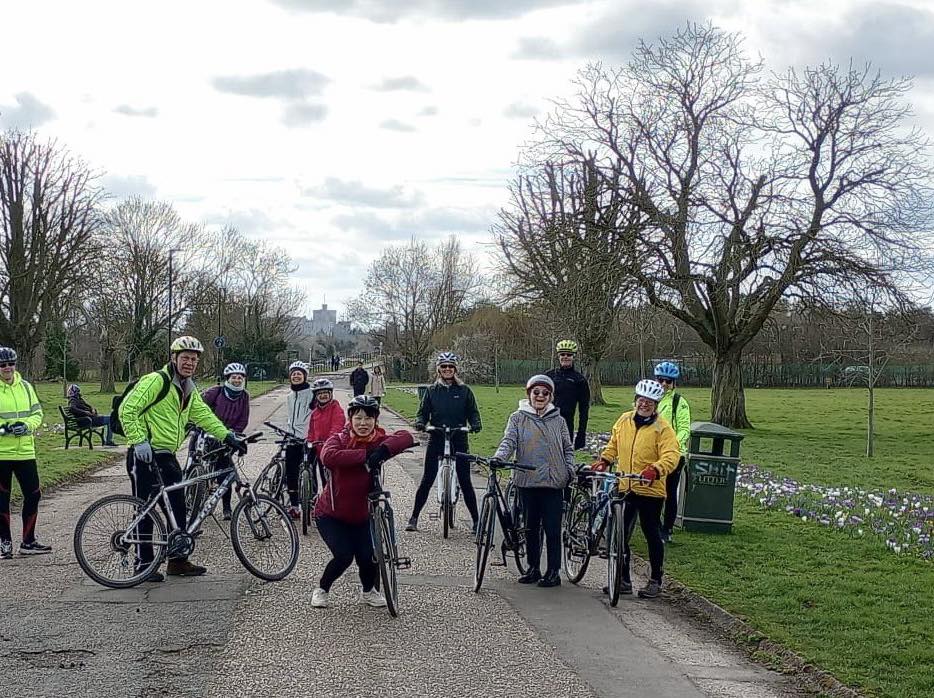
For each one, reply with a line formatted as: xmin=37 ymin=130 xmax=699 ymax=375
xmin=473 ymin=494 xmax=496 ymax=593
xmin=441 ymin=465 xmax=452 ymax=539
xmin=562 ymin=488 xmax=592 ymax=584
xmin=372 ymin=505 xmax=399 ymax=617
xmin=607 ymin=501 xmax=626 ymax=607
xmin=299 ymin=468 xmax=312 ymax=536
xmin=231 ymin=495 xmax=299 ymax=581
xmin=73 ymin=494 xmax=167 ymax=589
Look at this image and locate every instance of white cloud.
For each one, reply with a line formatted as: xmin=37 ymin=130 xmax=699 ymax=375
xmin=114 ymin=104 xmax=159 ymax=118
xmin=379 ymin=118 xmax=417 ymax=132
xmin=0 ymin=92 xmax=55 ymax=128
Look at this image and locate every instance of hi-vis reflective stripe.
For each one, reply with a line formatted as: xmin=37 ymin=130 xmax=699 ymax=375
xmin=0 ymin=408 xmax=38 ymax=419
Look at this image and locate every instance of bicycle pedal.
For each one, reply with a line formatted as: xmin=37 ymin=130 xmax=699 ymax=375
xmin=395 ymin=557 xmax=411 ymax=570
xmin=428 ymin=513 xmax=440 ymax=521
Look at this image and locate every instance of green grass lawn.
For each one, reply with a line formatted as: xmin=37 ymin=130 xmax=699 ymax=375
xmin=26 ymin=379 xmax=279 ymax=491
xmin=384 ymin=383 xmax=934 ymax=698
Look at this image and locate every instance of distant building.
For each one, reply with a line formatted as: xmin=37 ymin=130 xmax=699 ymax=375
xmin=311 ymin=303 xmax=338 ymax=333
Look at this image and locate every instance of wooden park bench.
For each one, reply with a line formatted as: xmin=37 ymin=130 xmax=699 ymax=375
xmin=58 ymin=405 xmax=107 ymax=450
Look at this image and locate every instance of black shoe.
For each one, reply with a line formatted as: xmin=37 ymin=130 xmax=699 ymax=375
xmin=602 ymin=581 xmax=633 ymax=595
xmin=167 ymin=559 xmax=207 ymax=576
xmin=222 ymin=506 xmax=232 ymax=521
xmin=0 ymin=540 xmax=12 ymax=559
xmin=518 ymin=569 xmax=542 ymax=584
xmin=137 ymin=568 xmax=165 ymax=582
xmin=537 ymin=571 xmax=561 ymax=588
xmin=660 ymin=529 xmax=673 ymax=544
xmin=638 ymin=579 xmax=662 ymax=598
xmin=404 ymin=517 xmax=418 ymax=532
xmin=19 ymin=540 xmax=52 ymax=555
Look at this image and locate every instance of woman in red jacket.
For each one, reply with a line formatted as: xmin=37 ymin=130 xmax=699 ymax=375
xmin=311 ymin=395 xmax=414 ymax=609
xmin=306 ymin=378 xmax=345 ymax=445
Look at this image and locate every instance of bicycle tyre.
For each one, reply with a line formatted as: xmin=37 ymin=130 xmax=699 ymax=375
xmin=473 ymin=495 xmax=496 ymax=593
xmin=372 ymin=506 xmax=399 ymax=617
xmin=441 ymin=464 xmax=452 ymax=539
xmin=230 ymin=495 xmax=299 ymax=581
xmin=185 ymin=463 xmax=209 ymax=525
xmin=299 ymin=468 xmax=312 ymax=536
xmin=256 ymin=458 xmax=285 ymax=504
xmin=503 ymin=481 xmax=531 ymax=575
xmin=73 ymin=494 xmax=167 ymax=589
xmin=562 ymin=488 xmax=592 ymax=584
xmin=608 ymin=501 xmax=626 ymax=607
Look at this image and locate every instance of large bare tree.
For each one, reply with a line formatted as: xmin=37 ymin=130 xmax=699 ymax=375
xmin=0 ymin=130 xmax=103 ymax=373
xmin=494 ymin=157 xmax=641 ymax=403
xmin=541 ymin=24 xmax=934 ymax=427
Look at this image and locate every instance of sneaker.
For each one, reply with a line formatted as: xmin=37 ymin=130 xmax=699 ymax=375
xmin=19 ymin=540 xmax=52 ymax=555
xmin=361 ymin=588 xmax=387 ymax=608
xmin=166 ymin=559 xmax=207 ymax=576
xmin=287 ymin=506 xmax=301 ymax=521
xmin=518 ymin=569 xmax=542 ymax=584
xmin=404 ymin=517 xmax=418 ymax=532
xmin=638 ymin=579 xmax=662 ymax=599
xmin=222 ymin=506 xmax=232 ymax=521
xmin=537 ymin=571 xmax=561 ymax=588
xmin=0 ymin=540 xmax=12 ymax=559
xmin=311 ymin=587 xmax=330 ymax=608
xmin=660 ymin=529 xmax=673 ymax=544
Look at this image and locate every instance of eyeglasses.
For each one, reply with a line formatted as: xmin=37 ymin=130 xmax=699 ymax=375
xmin=531 ymin=388 xmax=552 ymax=397
xmin=0 ymin=362 xmax=15 ymax=368
xmin=439 ymin=364 xmax=456 ymax=370
xmin=656 ymin=377 xmax=674 ymax=385
xmin=558 ymin=353 xmax=574 ymax=358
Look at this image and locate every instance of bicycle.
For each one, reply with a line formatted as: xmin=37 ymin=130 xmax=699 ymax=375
xmin=457 ymin=453 xmax=536 ymax=593
xmin=182 ymin=425 xmax=222 ymax=523
xmin=256 ymin=422 xmax=319 ymax=526
xmin=425 ymin=425 xmax=469 ymax=538
xmin=301 ymin=441 xmax=326 ymax=535
xmin=563 ymin=468 xmax=649 ymax=606
xmin=368 ymin=461 xmax=411 ymax=618
xmin=73 ymin=432 xmax=301 ymax=589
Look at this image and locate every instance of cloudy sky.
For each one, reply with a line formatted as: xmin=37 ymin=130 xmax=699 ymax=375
xmin=2 ymin=0 xmax=933 ymax=317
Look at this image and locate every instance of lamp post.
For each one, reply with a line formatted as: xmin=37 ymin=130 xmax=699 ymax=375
xmin=167 ymin=248 xmax=181 ymax=354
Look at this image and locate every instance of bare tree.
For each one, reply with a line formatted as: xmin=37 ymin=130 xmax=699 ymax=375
xmin=494 ymin=157 xmax=641 ymax=403
xmin=540 ymin=24 xmax=934 ymax=426
xmin=0 ymin=130 xmax=104 ymax=373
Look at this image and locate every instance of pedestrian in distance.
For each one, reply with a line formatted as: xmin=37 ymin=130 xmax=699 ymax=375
xmin=350 ymin=360 xmax=369 ymax=397
xmin=405 ymin=352 xmax=482 ymax=533
xmin=120 ymin=336 xmax=248 ymax=581
xmin=369 ymin=365 xmax=386 ymax=405
xmin=653 ymin=361 xmax=692 ymax=543
xmin=200 ymin=362 xmax=251 ymax=520
xmin=0 ymin=346 xmax=51 ymax=559
xmin=284 ymin=361 xmax=313 ymax=520
xmin=311 ymin=395 xmax=414 ymax=609
xmin=591 ymin=379 xmax=680 ymax=599
xmin=493 ymin=374 xmax=575 ymax=588
xmin=66 ymin=383 xmax=117 ymax=446
xmin=546 ymin=340 xmax=591 ymax=450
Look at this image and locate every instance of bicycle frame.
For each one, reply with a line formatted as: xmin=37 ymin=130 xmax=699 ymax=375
xmin=428 ymin=426 xmax=467 ymax=505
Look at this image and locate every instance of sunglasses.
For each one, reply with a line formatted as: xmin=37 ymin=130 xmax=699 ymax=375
xmin=0 ymin=362 xmax=15 ymax=368
xmin=531 ymin=388 xmax=552 ymax=397
xmin=558 ymin=353 xmax=574 ymax=358
xmin=439 ymin=364 xmax=456 ymax=370
xmin=656 ymin=377 xmax=674 ymax=385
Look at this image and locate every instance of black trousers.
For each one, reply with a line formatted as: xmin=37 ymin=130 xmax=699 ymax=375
xmin=622 ymin=494 xmax=665 ymax=582
xmin=411 ymin=431 xmax=478 ymax=522
xmin=0 ymin=459 xmax=41 ymax=543
xmin=316 ymin=515 xmax=377 ymax=592
xmin=285 ymin=443 xmax=304 ymax=507
xmin=127 ymin=451 xmax=188 ymax=564
xmin=520 ymin=487 xmax=563 ymax=575
xmin=663 ymin=457 xmax=685 ymax=532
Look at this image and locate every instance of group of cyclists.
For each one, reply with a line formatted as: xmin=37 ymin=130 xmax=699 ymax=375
xmin=0 ymin=333 xmax=693 ymax=609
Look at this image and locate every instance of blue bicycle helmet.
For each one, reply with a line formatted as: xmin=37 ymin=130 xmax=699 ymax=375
xmin=654 ymin=361 xmax=680 ymax=380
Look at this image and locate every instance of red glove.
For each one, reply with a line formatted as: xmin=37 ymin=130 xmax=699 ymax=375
xmin=590 ymin=459 xmax=610 ymax=472
xmin=639 ymin=466 xmax=659 ymax=482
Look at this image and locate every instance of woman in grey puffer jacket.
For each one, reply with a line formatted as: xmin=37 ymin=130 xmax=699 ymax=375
xmin=493 ymin=375 xmax=575 ymax=588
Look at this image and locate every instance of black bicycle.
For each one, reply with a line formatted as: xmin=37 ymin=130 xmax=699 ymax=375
xmin=457 ymin=453 xmax=536 ymax=593
xmin=73 ymin=432 xmax=300 ymax=588
xmin=368 ymin=463 xmax=410 ymax=617
xmin=256 ymin=422 xmax=319 ymax=530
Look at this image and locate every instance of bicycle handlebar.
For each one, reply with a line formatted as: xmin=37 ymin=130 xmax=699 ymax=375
xmin=455 ymin=452 xmax=536 ymax=472
xmin=263 ymin=421 xmax=304 ymax=443
xmin=425 ymin=426 xmax=471 ymax=433
xmin=575 ymin=467 xmax=648 ymax=482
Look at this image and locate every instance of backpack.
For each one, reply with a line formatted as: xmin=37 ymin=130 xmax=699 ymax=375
xmin=110 ymin=371 xmax=172 ymax=437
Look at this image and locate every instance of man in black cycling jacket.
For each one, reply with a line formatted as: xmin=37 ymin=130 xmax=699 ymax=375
xmin=545 ymin=339 xmax=590 ymax=450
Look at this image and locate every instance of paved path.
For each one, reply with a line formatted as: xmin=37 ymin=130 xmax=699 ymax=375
xmin=0 ymin=380 xmax=803 ymax=697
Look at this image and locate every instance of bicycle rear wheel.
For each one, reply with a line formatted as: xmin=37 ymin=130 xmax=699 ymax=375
xmin=299 ymin=468 xmax=312 ymax=536
xmin=256 ymin=458 xmax=286 ymax=505
xmin=473 ymin=494 xmax=496 ymax=592
xmin=231 ymin=495 xmax=299 ymax=581
xmin=73 ymin=494 xmax=167 ymax=589
xmin=185 ymin=463 xmax=209 ymax=526
xmin=372 ymin=505 xmax=399 ymax=617
xmin=607 ymin=501 xmax=626 ymax=607
xmin=441 ymin=464 xmax=452 ymax=539
xmin=503 ymin=481 xmax=531 ymax=575
xmin=562 ymin=488 xmax=592 ymax=584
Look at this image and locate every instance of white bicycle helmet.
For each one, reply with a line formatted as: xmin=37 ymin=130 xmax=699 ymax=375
xmin=634 ymin=379 xmax=665 ymax=402
xmin=311 ymin=378 xmax=334 ymax=393
xmin=224 ymin=362 xmax=246 ymax=377
xmin=435 ymin=352 xmax=459 ymax=367
xmin=288 ymin=361 xmax=308 ymax=375
xmin=170 ymin=336 xmax=204 ymax=354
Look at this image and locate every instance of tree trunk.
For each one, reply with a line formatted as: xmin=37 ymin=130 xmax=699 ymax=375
xmin=100 ymin=347 xmax=116 ymax=393
xmin=711 ymin=349 xmax=753 ymax=428
xmin=866 ymin=384 xmax=875 ymax=457
xmin=586 ymin=357 xmax=606 ymax=406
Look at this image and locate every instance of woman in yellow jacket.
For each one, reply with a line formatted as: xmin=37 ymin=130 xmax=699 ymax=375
xmin=591 ymin=379 xmax=680 ymax=598
xmin=0 ymin=347 xmax=50 ymax=559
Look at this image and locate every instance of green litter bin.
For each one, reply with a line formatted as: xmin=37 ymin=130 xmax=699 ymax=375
xmin=416 ymin=385 xmax=430 ymax=403
xmin=677 ymin=421 xmax=745 ymax=533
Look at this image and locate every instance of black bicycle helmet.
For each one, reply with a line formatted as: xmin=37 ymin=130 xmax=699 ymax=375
xmin=347 ymin=394 xmax=380 ymax=417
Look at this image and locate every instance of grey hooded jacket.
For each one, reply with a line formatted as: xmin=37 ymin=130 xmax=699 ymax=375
xmin=493 ymin=400 xmax=575 ymax=489
xmin=286 ymin=385 xmax=314 ymax=439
